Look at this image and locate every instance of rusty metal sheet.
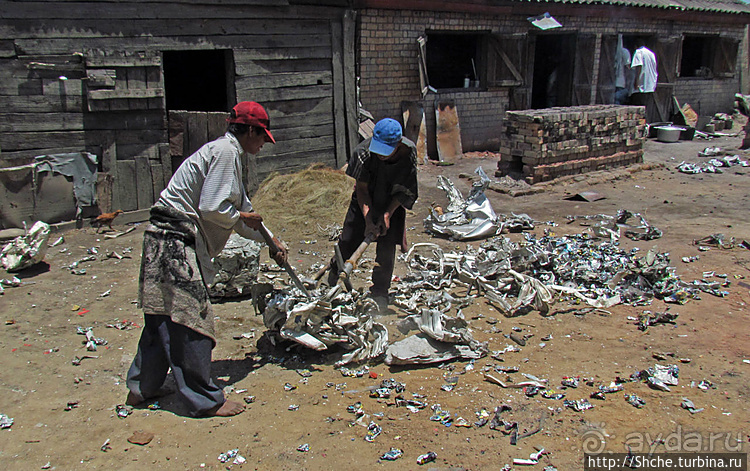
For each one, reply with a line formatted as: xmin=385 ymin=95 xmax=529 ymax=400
xmin=435 ymin=100 xmax=463 ymax=163
xmin=402 ymin=101 xmax=428 ymax=164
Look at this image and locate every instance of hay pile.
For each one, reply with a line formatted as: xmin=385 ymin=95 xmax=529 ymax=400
xmin=251 ymin=164 xmax=353 ymax=234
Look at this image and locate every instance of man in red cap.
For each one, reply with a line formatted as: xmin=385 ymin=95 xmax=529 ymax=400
xmin=126 ymin=101 xmax=287 ymax=417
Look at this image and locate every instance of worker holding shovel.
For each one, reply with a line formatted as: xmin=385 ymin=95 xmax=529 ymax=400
xmin=125 ymin=101 xmax=287 ymax=418
xmin=326 ymin=118 xmax=418 ymax=310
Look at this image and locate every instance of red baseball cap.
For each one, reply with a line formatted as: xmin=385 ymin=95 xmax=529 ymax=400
xmin=227 ymin=101 xmax=275 ymax=143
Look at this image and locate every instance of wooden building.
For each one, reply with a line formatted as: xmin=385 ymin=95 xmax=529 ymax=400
xmin=0 ymin=0 xmax=357 ymax=227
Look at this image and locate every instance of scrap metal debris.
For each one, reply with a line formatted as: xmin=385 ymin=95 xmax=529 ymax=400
xmin=424 ymin=167 xmax=502 ymax=240
xmin=677 ymin=155 xmax=748 ymax=174
xmin=0 ymin=413 xmax=13 ymax=429
xmin=568 ymin=209 xmax=662 ymax=241
xmin=257 ymin=284 xmax=388 ymax=366
xmin=681 ymin=397 xmax=704 ymax=414
xmin=0 ymin=221 xmax=51 ymax=271
xmin=393 ymin=230 xmax=715 ymax=320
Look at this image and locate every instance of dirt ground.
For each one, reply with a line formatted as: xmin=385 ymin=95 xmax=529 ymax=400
xmin=1 ymin=125 xmax=749 ymax=471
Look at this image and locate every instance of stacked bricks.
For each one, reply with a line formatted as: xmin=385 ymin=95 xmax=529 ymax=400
xmin=497 ymin=105 xmax=646 ymax=183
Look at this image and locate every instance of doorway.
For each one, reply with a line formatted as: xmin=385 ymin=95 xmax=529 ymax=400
xmin=531 ymin=34 xmax=576 ymax=108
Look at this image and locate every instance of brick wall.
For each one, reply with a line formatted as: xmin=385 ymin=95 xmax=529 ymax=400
xmin=498 ymin=105 xmax=646 ymax=183
xmin=357 ymin=8 xmax=746 ymax=157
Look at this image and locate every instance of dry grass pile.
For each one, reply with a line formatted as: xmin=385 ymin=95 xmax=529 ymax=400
xmin=251 ymin=164 xmax=353 ymax=234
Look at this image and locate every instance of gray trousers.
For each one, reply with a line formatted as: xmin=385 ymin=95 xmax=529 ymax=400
xmin=126 ymin=314 xmax=224 ymax=417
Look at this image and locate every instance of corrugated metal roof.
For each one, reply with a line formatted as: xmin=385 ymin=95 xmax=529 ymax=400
xmin=518 ymin=0 xmax=750 ymax=14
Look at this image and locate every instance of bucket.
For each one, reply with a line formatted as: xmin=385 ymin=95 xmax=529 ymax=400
xmin=654 ymin=125 xmax=684 ymax=143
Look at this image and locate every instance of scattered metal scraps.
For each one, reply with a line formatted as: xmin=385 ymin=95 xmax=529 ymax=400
xmin=218 ymin=449 xmax=246 ymax=465
xmin=380 ymin=448 xmax=403 ymax=461
xmin=625 ymin=394 xmax=646 ymax=408
xmin=394 ymin=230 xmax=712 ymax=321
xmin=694 ymin=233 xmax=736 ymax=249
xmin=637 ymin=311 xmax=678 ymax=331
xmin=681 ymin=397 xmax=704 ymax=414
xmin=115 ymin=404 xmax=132 ymax=418
xmin=416 ymin=451 xmax=437 ymax=465
xmin=677 ymin=155 xmax=748 ymax=174
xmin=514 ymin=448 xmax=548 ymax=466
xmin=568 ymin=209 xmax=662 ymax=241
xmin=0 ymin=413 xmax=13 ymax=429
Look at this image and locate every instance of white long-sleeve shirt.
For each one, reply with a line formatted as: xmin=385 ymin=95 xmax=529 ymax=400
xmin=157 ymin=132 xmax=267 ymax=282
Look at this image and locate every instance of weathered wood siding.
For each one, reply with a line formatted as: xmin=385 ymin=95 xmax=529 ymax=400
xmin=0 ymin=0 xmax=357 ymax=222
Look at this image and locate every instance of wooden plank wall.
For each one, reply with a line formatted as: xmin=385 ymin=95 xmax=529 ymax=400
xmin=0 ymin=0 xmax=355 ymax=219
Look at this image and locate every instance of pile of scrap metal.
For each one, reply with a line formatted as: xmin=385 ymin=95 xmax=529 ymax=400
xmin=255 ymin=283 xmax=389 ymax=366
xmin=391 ymin=230 xmax=727 ymax=319
xmin=424 ymin=167 xmax=535 ymax=240
xmin=254 ymin=280 xmax=488 ymax=366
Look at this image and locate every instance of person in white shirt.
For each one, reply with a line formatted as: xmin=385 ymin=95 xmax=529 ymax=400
xmin=630 ymin=41 xmax=658 ymax=122
xmin=615 ymin=35 xmax=634 ymax=105
xmin=126 ymin=101 xmax=287 ymax=417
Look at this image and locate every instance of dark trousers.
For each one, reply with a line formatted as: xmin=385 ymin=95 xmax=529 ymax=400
xmin=630 ymin=92 xmax=658 ymax=123
xmin=328 ymin=199 xmax=403 ymax=297
xmin=127 ymin=314 xmax=224 ymax=417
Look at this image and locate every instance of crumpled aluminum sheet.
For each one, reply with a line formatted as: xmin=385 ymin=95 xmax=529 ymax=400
xmin=394 ymin=229 xmax=714 ymax=317
xmin=424 ymin=167 xmax=502 ymax=240
xmin=257 ymin=284 xmax=388 ymax=367
xmin=0 ymin=221 xmax=51 ymax=272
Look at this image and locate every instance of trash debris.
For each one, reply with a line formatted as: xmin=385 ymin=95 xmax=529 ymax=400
xmin=514 ymin=448 xmax=548 ymax=466
xmin=637 ymin=311 xmax=678 ymax=331
xmin=0 ymin=221 xmax=51 ymax=271
xmin=681 ymin=397 xmax=704 ymax=414
xmin=77 ymin=326 xmax=107 ymax=351
xmin=677 ymin=155 xmax=747 ymax=174
xmin=115 ymin=404 xmax=133 ymax=418
xmin=569 ymin=209 xmax=662 ymax=241
xmin=380 ymin=448 xmax=403 ymax=461
xmin=625 ymin=394 xmax=646 ymax=408
xmin=416 ymin=451 xmax=437 ymax=465
xmin=365 ymin=421 xmax=382 ymax=442
xmin=296 ymin=443 xmax=310 ymax=452
xmin=218 ymin=449 xmax=246 ymax=465
xmin=563 ymin=399 xmax=594 ymax=412
xmin=100 ymin=439 xmax=111 ymax=452
xmin=0 ymin=413 xmax=14 ymax=429
xmin=694 ymin=233 xmax=736 ymax=250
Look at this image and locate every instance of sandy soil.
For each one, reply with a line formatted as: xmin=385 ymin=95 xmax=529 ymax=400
xmin=1 ymin=127 xmax=749 ymax=470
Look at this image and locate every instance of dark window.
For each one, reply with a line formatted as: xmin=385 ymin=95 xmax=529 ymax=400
xmin=680 ymin=35 xmax=738 ymax=78
xmin=163 ymin=50 xmax=234 ymax=111
xmin=425 ymin=32 xmax=483 ymax=89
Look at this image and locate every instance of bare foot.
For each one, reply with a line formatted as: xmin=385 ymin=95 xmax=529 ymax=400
xmin=207 ymin=400 xmax=245 ymax=417
xmin=126 ymin=391 xmax=145 ymax=406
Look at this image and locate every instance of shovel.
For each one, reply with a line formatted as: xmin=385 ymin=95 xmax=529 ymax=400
xmin=258 ymin=222 xmax=311 ymax=298
xmin=338 ymin=235 xmax=375 ymax=290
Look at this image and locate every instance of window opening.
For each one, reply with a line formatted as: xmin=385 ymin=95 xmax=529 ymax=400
xmin=425 ymin=32 xmax=482 ymax=90
xmin=163 ymin=50 xmax=233 ymax=111
xmin=679 ymin=35 xmax=737 ymax=78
